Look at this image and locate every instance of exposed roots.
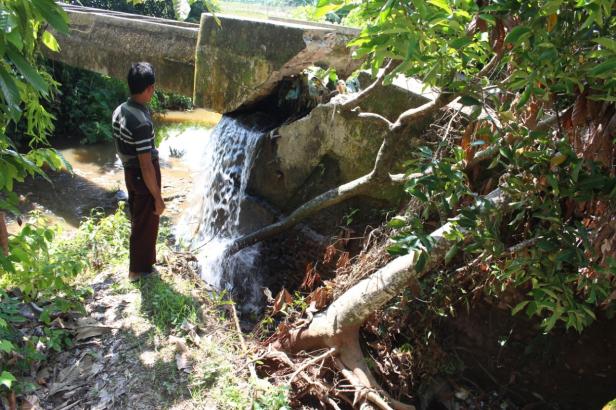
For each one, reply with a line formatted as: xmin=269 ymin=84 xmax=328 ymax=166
xmin=262 ymin=333 xmax=416 ymax=409
xmin=334 ymin=333 xmax=416 ymax=410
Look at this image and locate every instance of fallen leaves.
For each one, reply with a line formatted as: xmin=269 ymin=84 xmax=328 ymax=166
xmin=271 ymin=288 xmax=293 ymax=315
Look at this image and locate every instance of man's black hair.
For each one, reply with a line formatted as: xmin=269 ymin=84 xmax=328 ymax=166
xmin=127 ymin=62 xmax=155 ymax=95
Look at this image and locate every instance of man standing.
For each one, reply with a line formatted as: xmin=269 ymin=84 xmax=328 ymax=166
xmin=112 ymin=62 xmax=165 ymax=282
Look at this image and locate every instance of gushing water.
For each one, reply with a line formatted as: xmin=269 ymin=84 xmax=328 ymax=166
xmin=176 ymin=116 xmax=264 ymax=309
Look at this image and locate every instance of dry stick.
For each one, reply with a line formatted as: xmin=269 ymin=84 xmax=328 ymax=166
xmin=327 ymin=397 xmax=343 ymax=410
xmin=288 ymin=347 xmax=337 ymax=384
xmin=230 ymin=302 xmax=258 ymax=380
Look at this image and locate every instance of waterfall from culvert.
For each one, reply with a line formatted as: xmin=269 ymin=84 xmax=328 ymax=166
xmin=176 ymin=116 xmax=264 ymax=310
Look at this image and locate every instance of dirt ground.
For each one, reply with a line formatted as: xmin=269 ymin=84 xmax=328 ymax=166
xmin=13 ymin=255 xmax=257 ymax=410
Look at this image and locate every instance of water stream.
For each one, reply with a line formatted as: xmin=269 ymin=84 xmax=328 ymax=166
xmin=176 ymin=116 xmax=265 ymax=310
xmin=8 ymin=112 xmax=265 ymax=309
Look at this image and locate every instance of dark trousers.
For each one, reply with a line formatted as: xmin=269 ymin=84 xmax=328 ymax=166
xmin=124 ymin=160 xmax=161 ymax=273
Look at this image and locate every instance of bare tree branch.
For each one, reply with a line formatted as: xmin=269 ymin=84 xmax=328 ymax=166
xmin=340 ymin=60 xmax=400 ymax=110
xmin=392 ymin=92 xmax=457 ymax=130
xmin=227 ymin=173 xmax=378 ymax=255
xmin=356 ymin=111 xmax=394 ymax=128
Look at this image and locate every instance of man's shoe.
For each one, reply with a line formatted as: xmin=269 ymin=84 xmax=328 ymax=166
xmin=128 ymin=271 xmax=142 ymax=282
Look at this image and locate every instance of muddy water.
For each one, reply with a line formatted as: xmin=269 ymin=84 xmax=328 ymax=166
xmin=7 ymin=111 xmax=221 ymax=234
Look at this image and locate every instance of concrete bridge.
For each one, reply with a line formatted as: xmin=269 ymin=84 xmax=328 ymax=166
xmin=48 ymin=4 xmax=358 ymax=113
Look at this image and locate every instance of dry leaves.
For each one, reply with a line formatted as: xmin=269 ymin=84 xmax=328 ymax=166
xmin=271 ymin=288 xmax=293 ymax=315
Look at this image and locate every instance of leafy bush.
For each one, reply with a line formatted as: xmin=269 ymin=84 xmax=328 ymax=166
xmin=0 ymin=217 xmax=84 ymax=310
xmin=56 ymin=203 xmax=131 ymax=271
xmin=392 ymin=130 xmax=616 ymax=333
xmin=46 ymin=62 xmax=127 ymax=144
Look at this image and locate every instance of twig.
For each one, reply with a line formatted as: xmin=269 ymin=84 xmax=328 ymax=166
xmin=356 ymin=111 xmax=394 ymax=128
xmin=340 ymin=60 xmax=400 ymax=110
xmin=230 ymin=302 xmax=258 ymax=379
xmin=289 ymin=347 xmax=337 ymax=383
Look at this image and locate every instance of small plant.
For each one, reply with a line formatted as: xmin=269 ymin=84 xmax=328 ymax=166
xmin=0 ymin=217 xmax=84 ymax=310
xmin=254 ymin=384 xmax=291 ymax=410
xmin=138 ymin=276 xmax=198 ymax=332
xmin=56 ymin=203 xmax=131 ymax=272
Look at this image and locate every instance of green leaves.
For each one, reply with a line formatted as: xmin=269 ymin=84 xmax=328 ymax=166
xmin=6 ymin=44 xmax=48 ymax=95
xmin=504 ymin=26 xmax=532 ymax=46
xmin=426 ymin=0 xmax=452 ymax=14
xmin=41 ymin=31 xmax=60 ymax=52
xmin=0 ymin=64 xmax=22 ymax=120
xmin=0 ymin=371 xmax=16 ymax=389
xmin=31 ymin=0 xmax=69 ymax=33
xmin=588 ymin=58 xmax=616 ymax=78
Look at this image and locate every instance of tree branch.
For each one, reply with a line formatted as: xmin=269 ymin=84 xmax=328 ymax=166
xmin=392 ymin=91 xmax=457 ymax=131
xmin=356 ymin=111 xmax=394 ymax=128
xmin=340 ymin=60 xmax=400 ymax=110
xmin=226 ymin=173 xmax=378 ymax=255
xmin=299 ymin=188 xmax=506 ymax=340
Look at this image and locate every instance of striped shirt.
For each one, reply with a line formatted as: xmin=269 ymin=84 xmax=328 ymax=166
xmin=112 ymin=99 xmax=158 ymax=168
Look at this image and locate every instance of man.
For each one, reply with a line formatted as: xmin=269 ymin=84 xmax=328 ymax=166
xmin=112 ymin=62 xmax=165 ymax=282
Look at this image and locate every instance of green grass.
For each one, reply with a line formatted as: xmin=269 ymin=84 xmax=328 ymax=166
xmin=137 ymin=276 xmax=198 ymax=332
xmin=217 ymin=1 xmax=295 ymax=20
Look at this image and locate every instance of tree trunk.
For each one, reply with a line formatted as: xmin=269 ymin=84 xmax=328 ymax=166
xmin=273 ymin=189 xmax=505 ymax=409
xmin=0 ymin=212 xmax=8 ymax=256
xmin=226 ymin=93 xmax=455 ymax=256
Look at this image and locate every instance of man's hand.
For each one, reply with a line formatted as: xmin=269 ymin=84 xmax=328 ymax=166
xmin=154 ymin=196 xmax=166 ymax=216
xmin=137 ymin=152 xmax=164 ymax=215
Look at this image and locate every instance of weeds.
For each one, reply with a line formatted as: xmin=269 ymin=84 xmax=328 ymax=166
xmin=138 ymin=276 xmax=198 ymax=332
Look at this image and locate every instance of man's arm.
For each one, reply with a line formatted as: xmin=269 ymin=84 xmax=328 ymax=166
xmin=137 ymin=152 xmax=165 ymax=215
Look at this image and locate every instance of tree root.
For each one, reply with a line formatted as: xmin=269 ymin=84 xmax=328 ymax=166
xmin=333 ymin=333 xmax=415 ymax=410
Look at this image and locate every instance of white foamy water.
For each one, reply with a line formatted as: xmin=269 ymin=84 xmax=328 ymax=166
xmin=176 ymin=117 xmax=264 ymax=309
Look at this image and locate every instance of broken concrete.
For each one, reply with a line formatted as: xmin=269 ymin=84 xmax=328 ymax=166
xmin=50 ymin=5 xmax=359 ymax=113
xmin=193 ymin=14 xmax=360 ymax=113
xmin=248 ymin=79 xmax=433 ymax=212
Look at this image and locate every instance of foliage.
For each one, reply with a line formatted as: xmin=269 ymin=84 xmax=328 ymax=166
xmin=57 ymin=203 xmax=131 ymax=271
xmin=317 ymin=0 xmax=616 ymax=333
xmin=72 ymin=0 xmax=176 ymax=19
xmin=0 ymin=217 xmax=87 ymax=395
xmin=253 ymin=385 xmax=291 ymax=409
xmin=396 ymin=131 xmax=616 ymax=332
xmin=138 ymin=276 xmax=198 ymax=331
xmin=151 ymin=90 xmax=194 ymax=113
xmin=46 ymin=62 xmax=127 ymax=144
xmin=320 ymin=0 xmax=616 ymax=102
xmin=0 ymin=0 xmax=70 ymax=211
xmin=124 ymin=0 xmax=219 ymax=20
xmin=0 ymin=218 xmax=84 ymax=308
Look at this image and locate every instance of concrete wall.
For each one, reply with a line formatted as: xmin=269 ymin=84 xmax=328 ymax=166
xmin=46 ymin=5 xmax=198 ymax=96
xmin=193 ymin=14 xmax=359 ymax=113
